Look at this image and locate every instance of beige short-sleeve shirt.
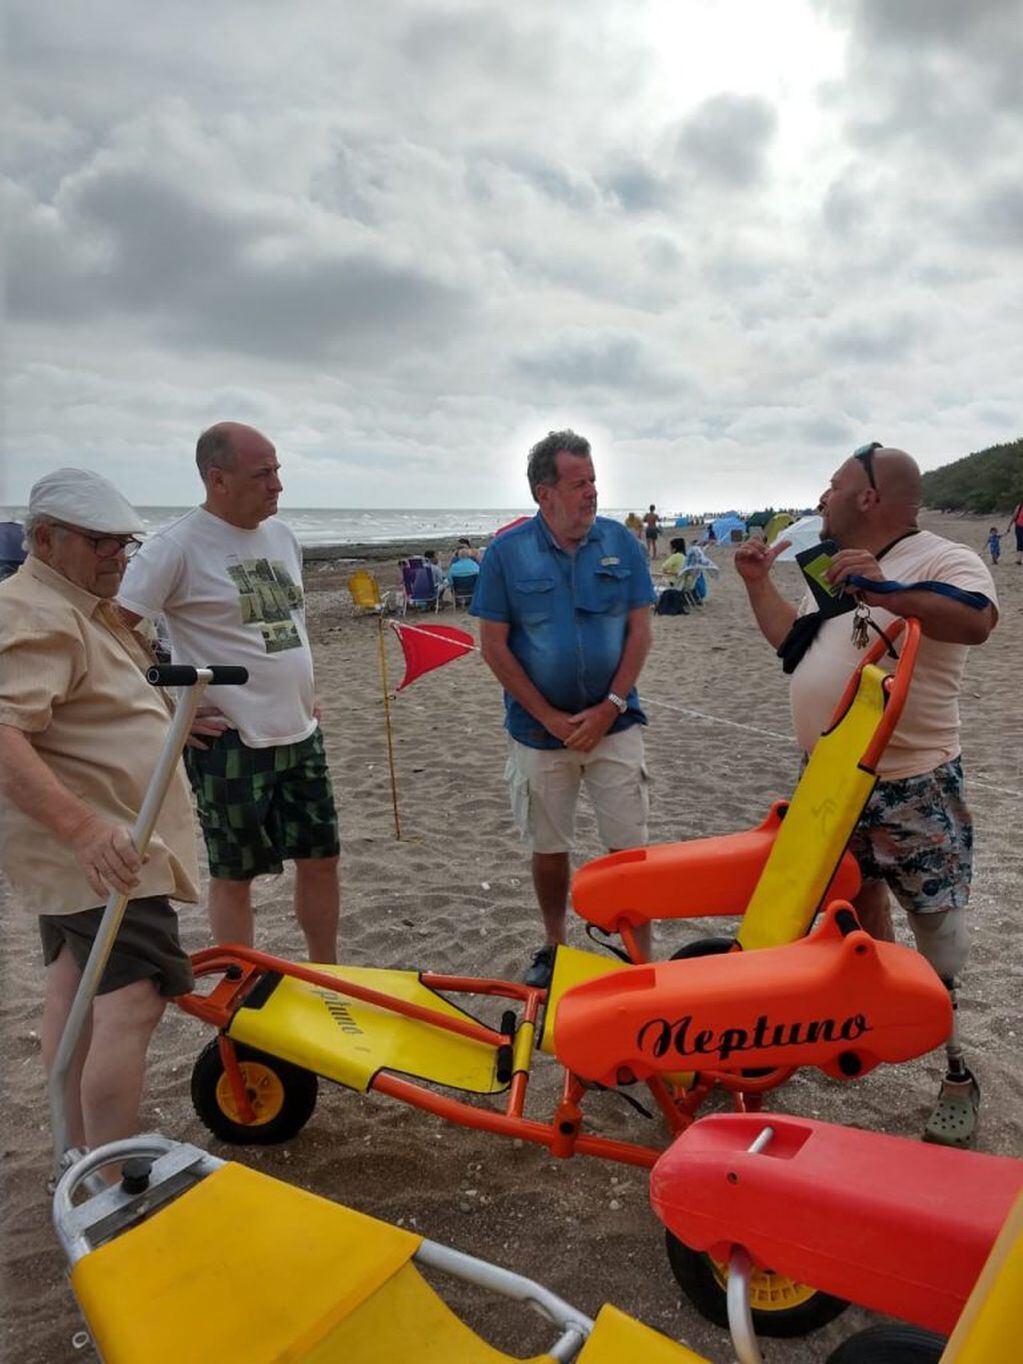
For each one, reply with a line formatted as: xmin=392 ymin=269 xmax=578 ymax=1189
xmin=789 ymin=530 xmax=997 ymax=780
xmin=0 ymin=558 xmax=199 ymax=914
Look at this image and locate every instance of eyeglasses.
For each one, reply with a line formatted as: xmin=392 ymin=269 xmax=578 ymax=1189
xmin=53 ymin=522 xmax=143 ymax=559
xmin=853 ymin=441 xmax=883 ymax=491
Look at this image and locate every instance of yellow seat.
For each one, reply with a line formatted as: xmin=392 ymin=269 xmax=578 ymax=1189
xmin=71 ymin=1160 xmax=703 ymax=1362
xmin=736 ymin=661 xmax=886 ymax=951
xmin=577 ymin=1306 xmax=707 ymax=1362
xmin=229 ymin=965 xmax=511 ymax=1095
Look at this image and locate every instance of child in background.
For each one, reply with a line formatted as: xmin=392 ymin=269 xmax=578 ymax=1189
xmin=986 ymin=527 xmax=1001 ymax=565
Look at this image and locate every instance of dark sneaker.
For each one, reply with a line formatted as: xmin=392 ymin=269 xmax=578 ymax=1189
xmin=523 ymin=944 xmax=556 ymax=989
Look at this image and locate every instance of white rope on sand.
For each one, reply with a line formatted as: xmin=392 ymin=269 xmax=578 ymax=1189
xmin=391 ymin=620 xmax=1022 ymax=795
xmin=642 ymin=696 xmax=794 ymax=744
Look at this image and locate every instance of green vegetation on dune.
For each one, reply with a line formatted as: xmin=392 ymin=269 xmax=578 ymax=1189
xmin=921 ymin=438 xmax=1023 ymax=514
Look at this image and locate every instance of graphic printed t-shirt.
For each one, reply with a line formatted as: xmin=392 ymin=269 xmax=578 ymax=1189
xmin=119 ymin=508 xmax=316 ymax=747
xmin=789 ymin=530 xmax=997 ymax=780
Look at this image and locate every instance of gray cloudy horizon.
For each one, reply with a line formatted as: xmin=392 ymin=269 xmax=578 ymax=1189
xmin=5 ymin=0 xmax=1021 ymax=512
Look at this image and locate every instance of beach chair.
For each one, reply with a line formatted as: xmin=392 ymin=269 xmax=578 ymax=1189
xmin=449 ymin=565 xmax=480 ymax=608
xmin=348 ymin=569 xmax=404 ymax=616
xmin=406 ymin=563 xmax=445 ymax=611
xmin=674 ymin=567 xmax=702 ymax=610
xmin=650 ymin=1112 xmax=1023 ymax=1359
xmin=56 ymin=1138 xmax=701 ymax=1363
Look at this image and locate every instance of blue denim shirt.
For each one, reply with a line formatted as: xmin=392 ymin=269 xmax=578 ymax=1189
xmin=470 ymin=513 xmax=655 ymax=749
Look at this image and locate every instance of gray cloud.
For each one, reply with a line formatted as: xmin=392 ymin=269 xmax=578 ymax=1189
xmin=3 ymin=1 xmax=1020 ymax=509
xmin=674 ymin=94 xmax=778 ymax=187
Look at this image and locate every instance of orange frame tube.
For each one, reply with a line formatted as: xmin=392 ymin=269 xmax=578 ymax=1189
xmin=176 ymin=947 xmax=668 ymax=1170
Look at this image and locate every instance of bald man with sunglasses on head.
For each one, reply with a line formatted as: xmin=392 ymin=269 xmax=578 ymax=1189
xmin=736 ymin=443 xmax=997 ymax=1147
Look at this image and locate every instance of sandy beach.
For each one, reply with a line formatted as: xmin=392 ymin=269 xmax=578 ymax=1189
xmin=2 ymin=510 xmax=1020 ymax=1362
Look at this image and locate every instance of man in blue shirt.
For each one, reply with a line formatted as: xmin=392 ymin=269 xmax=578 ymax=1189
xmin=471 ymin=430 xmax=655 ymax=987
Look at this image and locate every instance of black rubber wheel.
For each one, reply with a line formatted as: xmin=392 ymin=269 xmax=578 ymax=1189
xmin=665 ymin=1231 xmax=848 ymax=1338
xmin=670 ymin=935 xmax=735 ymax=960
xmin=191 ymin=1038 xmax=319 ymax=1145
xmin=825 ymin=1324 xmax=947 ymax=1363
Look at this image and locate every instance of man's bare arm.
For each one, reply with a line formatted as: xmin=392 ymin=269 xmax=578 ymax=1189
xmin=827 ymin=550 xmax=998 ymax=645
xmin=0 ymin=724 xmax=141 ymax=897
xmin=734 ymin=539 xmax=798 ymax=649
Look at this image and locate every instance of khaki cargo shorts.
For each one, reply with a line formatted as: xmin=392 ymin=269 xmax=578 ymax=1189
xmin=505 ymin=725 xmax=649 ymax=855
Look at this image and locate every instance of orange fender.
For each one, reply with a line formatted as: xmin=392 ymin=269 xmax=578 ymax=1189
xmin=552 ymin=904 xmax=950 ymax=1087
xmin=650 ymin=1113 xmax=1023 ymax=1335
xmin=570 ymin=803 xmax=861 ymax=932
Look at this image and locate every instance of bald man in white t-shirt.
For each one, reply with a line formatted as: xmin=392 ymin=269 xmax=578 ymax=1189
xmin=736 ymin=444 xmax=997 ymax=1148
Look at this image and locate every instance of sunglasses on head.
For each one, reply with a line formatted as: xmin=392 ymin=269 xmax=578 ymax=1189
xmin=853 ymin=441 xmax=883 ymax=491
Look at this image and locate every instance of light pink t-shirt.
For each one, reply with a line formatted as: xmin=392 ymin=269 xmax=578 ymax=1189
xmin=790 ymin=530 xmax=997 ymax=780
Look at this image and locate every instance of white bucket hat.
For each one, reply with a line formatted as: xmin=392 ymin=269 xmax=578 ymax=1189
xmin=28 ymin=468 xmax=144 ymax=535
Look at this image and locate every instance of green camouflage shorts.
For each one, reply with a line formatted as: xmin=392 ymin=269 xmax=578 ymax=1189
xmin=849 ymin=757 xmax=973 ymax=913
xmin=185 ymin=727 xmax=340 ymax=880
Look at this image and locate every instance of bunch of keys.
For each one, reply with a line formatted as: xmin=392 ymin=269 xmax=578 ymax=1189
xmin=850 ymin=597 xmax=872 ymax=649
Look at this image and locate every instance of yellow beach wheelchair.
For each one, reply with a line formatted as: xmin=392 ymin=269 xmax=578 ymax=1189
xmin=55 ymin=1135 xmax=699 ymax=1363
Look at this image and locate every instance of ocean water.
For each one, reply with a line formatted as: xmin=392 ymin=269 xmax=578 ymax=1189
xmin=3 ymin=505 xmax=652 ymax=547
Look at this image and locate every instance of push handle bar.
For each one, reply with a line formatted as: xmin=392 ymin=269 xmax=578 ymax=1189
xmin=147 ymin=665 xmax=249 ymax=686
xmin=50 ymin=663 xmax=245 ymax=1173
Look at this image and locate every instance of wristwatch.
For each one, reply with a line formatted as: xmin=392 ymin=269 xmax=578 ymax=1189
xmin=606 ymin=691 xmax=628 ymax=714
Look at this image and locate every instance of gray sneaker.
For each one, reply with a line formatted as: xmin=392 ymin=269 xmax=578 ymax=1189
xmin=524 ymin=944 xmax=556 ymax=989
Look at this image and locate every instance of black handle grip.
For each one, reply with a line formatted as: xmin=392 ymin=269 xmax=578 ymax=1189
xmin=146 ymin=665 xmax=249 ymax=687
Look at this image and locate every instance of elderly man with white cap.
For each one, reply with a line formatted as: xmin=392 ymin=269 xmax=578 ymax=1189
xmin=0 ymin=469 xmax=199 ymax=1162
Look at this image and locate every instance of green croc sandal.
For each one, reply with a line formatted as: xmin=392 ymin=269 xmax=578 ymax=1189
xmin=923 ymin=1071 xmax=980 ymax=1148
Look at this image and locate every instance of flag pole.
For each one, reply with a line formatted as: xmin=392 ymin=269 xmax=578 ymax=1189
xmin=377 ymin=616 xmax=402 ymax=840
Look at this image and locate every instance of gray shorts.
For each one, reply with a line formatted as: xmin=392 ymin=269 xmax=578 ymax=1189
xmin=849 ymin=757 xmax=973 ymax=914
xmin=39 ymin=896 xmax=195 ymax=998
xmin=505 ymin=725 xmax=649 ymax=854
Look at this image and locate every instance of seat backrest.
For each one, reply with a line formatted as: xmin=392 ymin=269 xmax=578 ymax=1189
xmin=347 ymin=571 xmax=381 ymax=610
xmin=409 ymin=565 xmax=439 ymax=601
xmin=736 ymin=620 xmax=919 ymax=950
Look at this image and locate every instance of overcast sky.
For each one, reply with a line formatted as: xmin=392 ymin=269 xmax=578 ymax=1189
xmin=5 ymin=0 xmax=1021 ymax=512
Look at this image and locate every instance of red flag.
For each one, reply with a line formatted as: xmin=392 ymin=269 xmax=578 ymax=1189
xmin=391 ymin=622 xmax=476 ymax=691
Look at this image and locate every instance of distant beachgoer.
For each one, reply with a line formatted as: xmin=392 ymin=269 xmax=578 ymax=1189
xmin=1006 ymin=500 xmax=1023 ymax=566
xmin=624 ymin=511 xmax=643 ymax=539
xmin=684 ymin=542 xmax=719 ymax=600
xmin=0 ymin=468 xmax=198 ymax=1161
xmin=986 ymin=527 xmax=1001 ymax=565
xmin=451 ymin=537 xmax=480 ymax=564
xmin=660 ymin=538 xmax=687 ymax=579
xmin=118 ymin=422 xmax=341 ymax=963
xmin=643 ymin=505 xmax=660 ymax=559
xmin=0 ymin=520 xmax=27 ymax=581
xmin=705 ymin=524 xmax=717 ymax=543
xmin=471 ymin=429 xmax=655 ymax=987
xmin=736 ymin=443 xmax=997 ymax=1146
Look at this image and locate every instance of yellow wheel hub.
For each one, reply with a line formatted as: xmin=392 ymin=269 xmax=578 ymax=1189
xmin=710 ymin=1258 xmax=818 ymax=1312
xmin=216 ymin=1061 xmax=286 ymax=1126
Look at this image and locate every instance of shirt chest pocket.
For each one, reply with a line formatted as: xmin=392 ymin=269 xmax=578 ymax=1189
xmin=578 ymin=564 xmax=631 ymax=616
xmin=511 ymin=576 xmax=555 ymax=625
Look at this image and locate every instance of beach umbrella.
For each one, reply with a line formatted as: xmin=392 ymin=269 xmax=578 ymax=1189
xmin=773 ymin=515 xmax=824 ymax=560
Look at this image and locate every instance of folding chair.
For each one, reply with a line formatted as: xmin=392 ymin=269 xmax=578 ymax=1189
xmin=347 ymin=570 xmax=404 ymax=616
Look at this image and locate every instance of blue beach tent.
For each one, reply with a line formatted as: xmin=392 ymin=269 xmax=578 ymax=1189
xmin=709 ymin=513 xmax=746 ymax=544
